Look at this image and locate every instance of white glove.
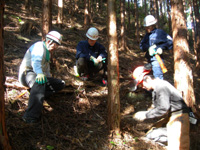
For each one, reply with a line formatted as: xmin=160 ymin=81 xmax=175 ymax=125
xmin=90 ymin=56 xmax=99 ymax=66
xmin=148 ymin=45 xmax=156 ymax=56
xmin=97 ymin=56 xmax=102 ymax=62
xmin=156 ymin=48 xmax=163 ymax=55
xmin=132 ymin=111 xmax=147 ymax=121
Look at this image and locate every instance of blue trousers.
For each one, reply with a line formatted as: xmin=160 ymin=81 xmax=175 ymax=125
xmin=151 ymin=60 xmax=164 ymax=79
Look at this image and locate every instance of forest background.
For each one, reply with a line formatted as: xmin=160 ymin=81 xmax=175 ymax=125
xmin=0 ymin=0 xmax=200 ymax=150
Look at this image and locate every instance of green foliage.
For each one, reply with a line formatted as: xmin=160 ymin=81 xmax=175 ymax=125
xmin=46 ymin=145 xmax=54 ymax=150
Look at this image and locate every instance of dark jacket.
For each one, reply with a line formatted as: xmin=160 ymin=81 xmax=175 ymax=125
xmin=76 ymin=40 xmax=107 ymax=61
xmin=140 ymin=28 xmax=173 ymax=62
xmin=146 ymin=79 xmax=189 ymax=119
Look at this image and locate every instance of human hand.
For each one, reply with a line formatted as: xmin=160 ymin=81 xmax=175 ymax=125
xmin=132 ymin=111 xmax=147 ymax=121
xmin=97 ymin=56 xmax=102 ymax=62
xmin=148 ymin=45 xmax=157 ymax=56
xmin=156 ymin=48 xmax=163 ymax=55
xmin=90 ymin=56 xmax=99 ymax=66
xmin=35 ymin=74 xmax=47 ymax=84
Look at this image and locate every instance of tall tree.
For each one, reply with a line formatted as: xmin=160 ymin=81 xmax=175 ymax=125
xmin=42 ymin=0 xmax=52 ymax=40
xmin=120 ymin=0 xmax=125 ymax=50
xmin=171 ymin=0 xmax=196 ymax=109
xmin=127 ymin=0 xmax=130 ymax=29
xmin=193 ymin=0 xmax=200 ymax=70
xmin=84 ymin=0 xmax=90 ymax=29
xmin=155 ymin=0 xmax=160 ymax=28
xmin=134 ymin=0 xmax=139 ymax=42
xmin=107 ymin=0 xmax=120 ymax=135
xmin=57 ymin=0 xmax=63 ymax=28
xmin=0 ymin=0 xmax=11 ymax=149
xmin=167 ymin=0 xmax=172 ymax=35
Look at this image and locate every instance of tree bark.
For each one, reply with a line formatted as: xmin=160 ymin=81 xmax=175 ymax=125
xmin=107 ymin=0 xmax=120 ymax=134
xmin=171 ymin=0 xmax=195 ymax=108
xmin=84 ymin=0 xmax=90 ymax=29
xmin=42 ymin=0 xmax=52 ymax=40
xmin=57 ymin=0 xmax=63 ymax=28
xmin=167 ymin=0 xmax=172 ymax=36
xmin=0 ymin=0 xmax=11 ymax=149
xmin=120 ymin=0 xmax=125 ymax=50
xmin=134 ymin=0 xmax=139 ymax=43
xmin=193 ymin=0 xmax=200 ymax=70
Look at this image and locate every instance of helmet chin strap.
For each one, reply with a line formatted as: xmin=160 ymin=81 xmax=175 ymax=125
xmin=47 ymin=40 xmax=54 ymax=50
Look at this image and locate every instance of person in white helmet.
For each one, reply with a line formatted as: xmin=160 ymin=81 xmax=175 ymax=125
xmin=75 ymin=27 xmax=107 ymax=85
xmin=140 ymin=15 xmax=173 ymax=79
xmin=18 ymin=31 xmax=65 ymax=123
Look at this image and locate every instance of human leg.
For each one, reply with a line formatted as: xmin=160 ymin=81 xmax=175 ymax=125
xmin=45 ymin=77 xmax=65 ymax=97
xmin=151 ymin=60 xmax=163 ymax=79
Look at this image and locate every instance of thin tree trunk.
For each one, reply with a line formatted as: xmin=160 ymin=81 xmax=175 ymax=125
xmin=144 ymin=0 xmax=147 ymax=16
xmin=120 ymin=0 xmax=125 ymax=50
xmin=57 ymin=0 xmax=63 ymax=28
xmin=42 ymin=0 xmax=52 ymax=40
xmin=0 ymin=0 xmax=11 ymax=149
xmin=193 ymin=0 xmax=200 ymax=70
xmin=84 ymin=0 xmax=90 ymax=29
xmin=134 ymin=0 xmax=139 ymax=43
xmin=171 ymin=0 xmax=195 ymax=109
xmin=155 ymin=0 xmax=159 ymax=28
xmin=167 ymin=0 xmax=172 ymax=36
xmin=107 ymin=0 xmax=120 ymax=134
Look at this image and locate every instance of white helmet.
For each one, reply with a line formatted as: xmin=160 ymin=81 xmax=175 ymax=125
xmin=86 ymin=27 xmax=99 ymax=40
xmin=143 ymin=15 xmax=157 ymax=27
xmin=46 ymin=31 xmax=62 ymax=45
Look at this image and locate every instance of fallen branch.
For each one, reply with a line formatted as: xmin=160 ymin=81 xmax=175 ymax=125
xmin=5 ymin=82 xmax=28 ymax=90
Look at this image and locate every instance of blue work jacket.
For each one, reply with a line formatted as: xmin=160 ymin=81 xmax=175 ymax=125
xmin=140 ymin=28 xmax=173 ymax=62
xmin=76 ymin=40 xmax=107 ymax=61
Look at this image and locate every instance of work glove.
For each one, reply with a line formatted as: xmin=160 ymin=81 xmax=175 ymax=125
xmin=35 ymin=73 xmax=47 ymax=84
xmin=148 ymin=45 xmax=157 ymax=56
xmin=132 ymin=111 xmax=147 ymax=121
xmin=90 ymin=56 xmax=99 ymax=66
xmin=156 ymin=48 xmax=163 ymax=55
xmin=97 ymin=56 xmax=106 ymax=63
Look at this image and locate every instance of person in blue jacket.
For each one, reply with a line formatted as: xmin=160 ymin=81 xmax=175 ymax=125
xmin=75 ymin=27 xmax=107 ymax=85
xmin=18 ymin=31 xmax=65 ymax=123
xmin=140 ymin=15 xmax=173 ymax=79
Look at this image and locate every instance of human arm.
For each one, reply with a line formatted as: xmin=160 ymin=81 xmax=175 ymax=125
xmin=150 ymin=29 xmax=173 ymax=51
xmin=146 ymin=87 xmax=171 ymax=119
xmin=30 ymin=42 xmax=48 ymax=84
xmin=140 ymin=34 xmax=150 ymax=52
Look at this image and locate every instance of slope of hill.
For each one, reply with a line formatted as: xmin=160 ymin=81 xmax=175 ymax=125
xmin=3 ymin=0 xmax=200 ymax=150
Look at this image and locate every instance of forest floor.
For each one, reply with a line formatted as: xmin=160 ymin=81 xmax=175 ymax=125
xmin=3 ymin=0 xmax=200 ymax=150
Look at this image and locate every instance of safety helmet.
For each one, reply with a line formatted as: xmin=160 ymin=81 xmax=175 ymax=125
xmin=46 ymin=31 xmax=62 ymax=45
xmin=143 ymin=15 xmax=157 ymax=27
xmin=131 ymin=66 xmax=151 ymax=91
xmin=86 ymin=27 xmax=99 ymax=40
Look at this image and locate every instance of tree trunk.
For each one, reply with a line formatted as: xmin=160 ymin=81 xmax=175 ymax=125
xmin=171 ymin=0 xmax=195 ymax=108
xmin=84 ymin=0 xmax=90 ymax=29
xmin=155 ymin=0 xmax=160 ymax=28
xmin=57 ymin=0 xmax=63 ymax=28
xmin=120 ymin=0 xmax=125 ymax=50
xmin=167 ymin=0 xmax=172 ymax=36
xmin=134 ymin=0 xmax=139 ymax=43
xmin=128 ymin=0 xmax=130 ymax=29
xmin=107 ymin=0 xmax=120 ymax=135
xmin=42 ymin=0 xmax=52 ymax=40
xmin=0 ymin=0 xmax=11 ymax=149
xmin=144 ymin=0 xmax=147 ymax=16
xmin=193 ymin=0 xmax=200 ymax=70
